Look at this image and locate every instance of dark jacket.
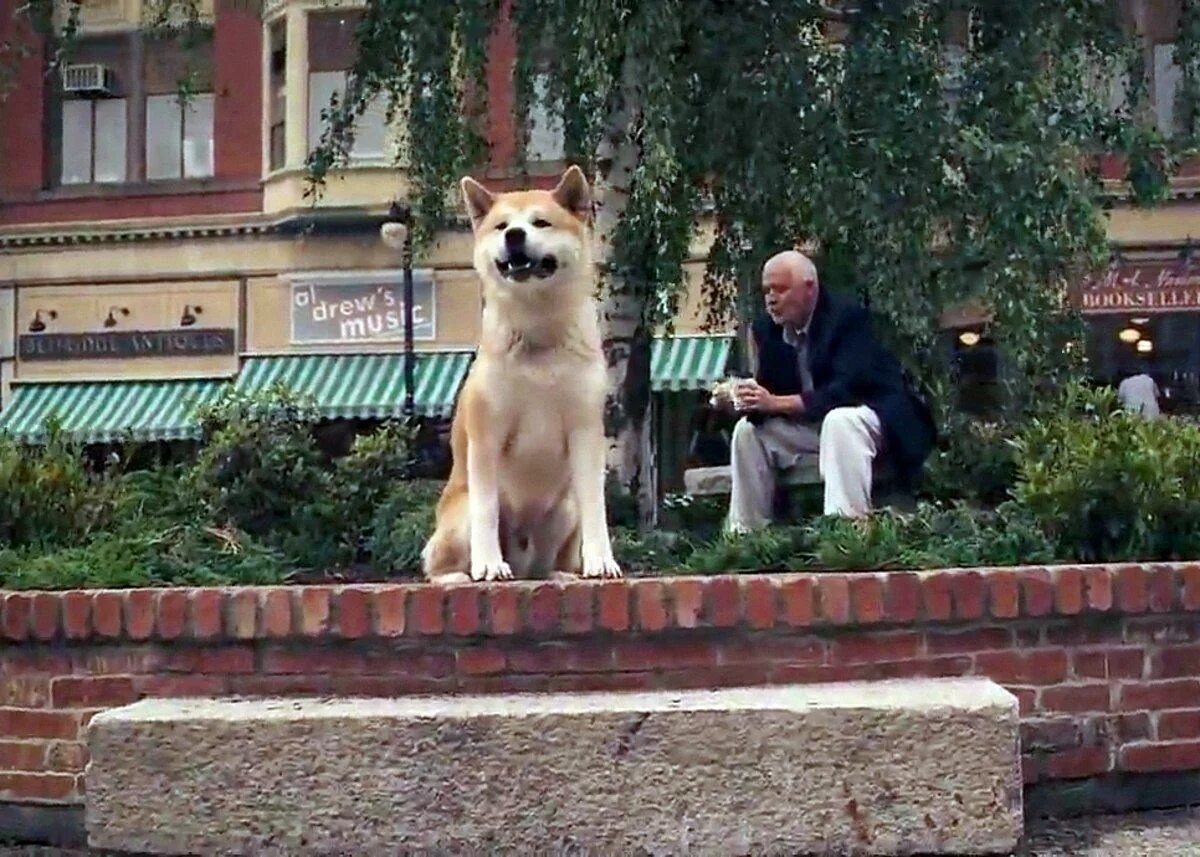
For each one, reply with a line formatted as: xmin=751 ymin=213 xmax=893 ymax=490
xmin=750 ymin=288 xmax=937 ymax=489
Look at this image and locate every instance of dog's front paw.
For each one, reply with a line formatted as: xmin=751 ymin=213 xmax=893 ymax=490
xmin=581 ymin=552 xmax=623 ymax=579
xmin=470 ymin=559 xmax=513 ymax=582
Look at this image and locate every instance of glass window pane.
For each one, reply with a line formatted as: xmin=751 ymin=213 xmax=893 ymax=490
xmin=351 ymin=90 xmax=387 ymax=161
xmin=308 ymin=70 xmax=346 ymax=153
xmin=146 ymin=94 xmax=182 ymax=180
xmin=1155 ymin=43 xmax=1181 ymax=138
xmin=527 ymin=73 xmax=564 ymax=161
xmin=93 ymin=98 xmax=127 ymax=183
xmin=61 ymin=100 xmax=94 ymax=185
xmin=182 ymin=93 xmax=214 ymax=178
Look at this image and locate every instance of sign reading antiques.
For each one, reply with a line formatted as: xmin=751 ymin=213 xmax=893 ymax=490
xmin=1080 ymin=260 xmax=1200 ymax=314
xmin=18 ymin=328 xmax=235 ymax=362
xmin=290 ymin=270 xmax=436 ymax=344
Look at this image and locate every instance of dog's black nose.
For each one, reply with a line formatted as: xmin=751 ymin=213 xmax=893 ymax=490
xmin=504 ymin=227 xmax=526 ymax=249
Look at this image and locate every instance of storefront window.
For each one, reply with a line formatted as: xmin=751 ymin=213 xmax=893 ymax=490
xmin=1086 ymin=313 xmax=1200 ymax=415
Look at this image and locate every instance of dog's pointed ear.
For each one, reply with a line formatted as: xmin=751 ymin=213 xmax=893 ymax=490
xmin=460 ymin=176 xmax=495 ymax=230
xmin=551 ymin=165 xmax=592 ymax=221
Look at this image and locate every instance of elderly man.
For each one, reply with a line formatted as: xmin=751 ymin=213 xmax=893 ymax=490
xmin=725 ymin=250 xmax=936 ymax=531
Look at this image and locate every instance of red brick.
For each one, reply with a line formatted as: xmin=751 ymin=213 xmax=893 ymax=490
xmin=671 ymin=579 xmax=704 ymax=629
xmin=1022 ymin=754 xmax=1040 ymax=785
xmin=613 ymin=640 xmax=718 ymax=672
xmin=508 ymin=642 xmax=613 ymax=674
xmin=831 ymin=631 xmax=921 ymax=665
xmin=849 ymin=575 xmax=885 ymax=624
xmin=1 ymin=593 xmax=31 ymax=641
xmin=1040 ymin=684 xmax=1111 ymax=713
xmin=487 ymin=586 xmax=520 ymax=635
xmin=721 ymin=637 xmax=824 ymax=666
xmin=444 ymin=586 xmax=481 ymax=636
xmin=1125 ymin=618 xmax=1200 ymax=644
xmin=884 ymin=572 xmax=920 ymax=623
xmin=0 ymin=710 xmax=78 ymax=741
xmin=1045 ymin=746 xmax=1111 ymax=780
xmin=135 ymin=675 xmax=229 ymax=698
xmin=1121 ymin=741 xmax=1200 ymax=773
xmin=373 ymin=587 xmax=406 ymax=637
xmin=922 ymin=573 xmax=953 ymax=621
xmin=1054 ymin=568 xmax=1085 ymax=615
xmin=1012 ymin=687 xmax=1038 ymax=716
xmin=1116 ymin=565 xmax=1149 ymax=613
xmin=71 ymin=647 xmax=166 ymax=675
xmin=1021 ymin=570 xmax=1054 ymax=617
xmin=260 ymin=588 xmax=293 ymax=638
xmin=1147 ymin=566 xmax=1176 ymax=613
xmin=526 ymin=584 xmax=561 ymax=634
xmin=779 ymin=576 xmax=815 ymax=627
xmin=1182 ymin=565 xmax=1200 ymax=611
xmin=1084 ymin=568 xmax=1114 ymax=612
xmin=1074 ymin=651 xmax=1107 ymax=680
xmin=30 ymin=594 xmax=60 ymax=641
xmin=329 ymin=587 xmax=369 ymax=639
xmin=0 ymin=772 xmax=78 ymax=802
xmin=1159 ymin=710 xmax=1200 ymax=740
xmin=927 ymin=627 xmax=1011 ymax=655
xmin=1021 ymin=718 xmax=1080 ymax=751
xmin=705 ymin=576 xmax=741 ymax=627
xmin=166 ymin=646 xmax=255 ymax=675
xmin=0 ymin=677 xmax=50 ymax=708
xmin=226 ymin=589 xmax=258 ymax=640
xmin=988 ymin=572 xmax=1020 ymax=619
xmin=364 ymin=650 xmax=455 ymax=679
xmin=61 ymin=591 xmax=91 ymax=641
xmin=50 ymin=677 xmax=137 ymax=708
xmin=45 ymin=741 xmax=88 ymax=773
xmin=1151 ymin=645 xmax=1200 ymax=679
xmin=189 ymin=589 xmax=223 ymax=639
xmin=658 ymin=665 xmax=775 ymax=691
xmin=1119 ymin=680 xmax=1200 ymax=711
xmin=156 ymin=590 xmax=187 ymax=640
xmin=1048 ymin=623 xmax=1119 ymax=646
xmin=950 ymin=571 xmax=986 ymax=620
xmin=632 ymin=581 xmax=667 ymax=633
xmin=123 ymin=590 xmax=156 ymax=641
xmin=560 ymin=583 xmax=594 ymax=634
xmin=91 ymin=593 xmax=123 ymax=639
xmin=549 ymin=673 xmax=657 ymax=694
xmin=743 ymin=578 xmax=777 ymax=629
xmin=227 ymin=675 xmax=333 ymax=696
xmin=1108 ymin=648 xmax=1146 ymax=679
xmin=976 ymin=651 xmax=1069 ymax=685
xmin=328 ymin=675 xmax=454 ymax=696
xmin=297 ymin=587 xmax=332 ymax=637
xmin=0 ymin=741 xmax=47 ymax=771
xmin=1113 ymin=712 xmax=1153 ymax=742
xmin=456 ymin=646 xmax=507 ymax=676
xmin=261 ymin=647 xmax=365 ymax=674
xmin=817 ymin=575 xmax=851 ymax=625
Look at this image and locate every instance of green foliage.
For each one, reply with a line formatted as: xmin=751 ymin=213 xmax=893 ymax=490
xmin=1013 ymin=382 xmax=1200 ymax=562
xmin=921 ymin=415 xmax=1019 ymax=506
xmin=366 ymin=479 xmax=443 ymax=574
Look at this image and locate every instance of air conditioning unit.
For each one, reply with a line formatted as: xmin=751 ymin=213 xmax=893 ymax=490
xmin=61 ymin=63 xmax=113 ymax=95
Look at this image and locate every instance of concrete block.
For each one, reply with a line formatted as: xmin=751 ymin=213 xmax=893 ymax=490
xmin=86 ymin=678 xmax=1022 ymax=855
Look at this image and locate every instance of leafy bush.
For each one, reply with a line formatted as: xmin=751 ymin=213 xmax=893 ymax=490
xmin=366 ymin=479 xmax=443 ymax=574
xmin=921 ymin=414 xmax=1018 ymax=506
xmin=1012 ymin=382 xmax=1200 ymax=562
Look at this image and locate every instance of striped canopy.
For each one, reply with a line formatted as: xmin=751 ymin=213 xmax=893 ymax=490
xmin=234 ymin=352 xmax=473 ymax=419
xmin=0 ymin=378 xmax=228 ymax=444
xmin=650 ymin=334 xmax=734 ymax=392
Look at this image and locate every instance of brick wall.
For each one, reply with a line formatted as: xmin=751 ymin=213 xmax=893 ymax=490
xmin=1 ymin=563 xmax=1199 ymax=809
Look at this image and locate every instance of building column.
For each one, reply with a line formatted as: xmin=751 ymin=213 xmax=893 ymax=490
xmin=284 ymin=2 xmax=309 ymax=171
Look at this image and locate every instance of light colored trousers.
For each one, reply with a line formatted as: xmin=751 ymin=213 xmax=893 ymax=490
xmin=726 ymin=406 xmax=883 ymax=532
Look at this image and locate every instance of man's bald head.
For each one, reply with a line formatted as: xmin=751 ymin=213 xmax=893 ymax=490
xmin=761 ymin=249 xmax=820 ymax=327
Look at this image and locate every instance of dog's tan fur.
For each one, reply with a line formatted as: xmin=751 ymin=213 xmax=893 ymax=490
xmin=419 ymin=167 xmax=622 ymax=584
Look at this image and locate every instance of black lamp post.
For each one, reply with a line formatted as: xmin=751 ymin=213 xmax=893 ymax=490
xmin=387 ymin=201 xmax=416 ymax=418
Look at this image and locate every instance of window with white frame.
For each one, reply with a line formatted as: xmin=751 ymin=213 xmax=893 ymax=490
xmin=307 ymin=11 xmax=388 ymax=162
xmin=526 ymin=72 xmax=565 ymax=162
xmin=61 ymin=98 xmax=128 ymax=185
xmin=146 ymin=93 xmax=215 ymax=180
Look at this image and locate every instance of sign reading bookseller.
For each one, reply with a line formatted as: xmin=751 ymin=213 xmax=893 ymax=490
xmin=290 ymin=270 xmax=436 ymax=344
xmin=1079 ymin=260 xmax=1200 ymax=314
xmin=18 ymin=328 xmax=235 ymax=362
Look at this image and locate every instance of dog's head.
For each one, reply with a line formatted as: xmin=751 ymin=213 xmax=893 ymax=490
xmin=459 ymin=166 xmax=593 ymax=308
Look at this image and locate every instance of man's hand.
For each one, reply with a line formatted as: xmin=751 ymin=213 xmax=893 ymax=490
xmin=736 ymin=380 xmax=804 ymax=416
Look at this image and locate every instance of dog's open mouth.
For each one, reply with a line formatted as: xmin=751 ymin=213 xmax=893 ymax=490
xmin=496 ymin=252 xmax=559 ymax=282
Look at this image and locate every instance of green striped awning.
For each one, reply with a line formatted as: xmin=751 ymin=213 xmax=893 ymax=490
xmin=0 ymin=378 xmax=229 ymax=444
xmin=651 ymin=334 xmax=734 ymax=392
xmin=234 ymin=352 xmax=474 ymax=419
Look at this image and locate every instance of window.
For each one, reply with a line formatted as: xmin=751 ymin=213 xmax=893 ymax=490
xmin=269 ymin=20 xmax=286 ymax=171
xmin=60 ymin=98 xmax=128 ymax=185
xmin=525 ymin=72 xmax=565 ymax=162
xmin=146 ymin=93 xmax=214 ymax=180
xmin=1155 ymin=42 xmax=1182 ymax=137
xmin=307 ymin=11 xmax=388 ymax=163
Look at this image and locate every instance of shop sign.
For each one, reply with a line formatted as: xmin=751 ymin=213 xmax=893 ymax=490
xmin=1079 ymin=260 xmax=1200 ymax=314
xmin=18 ymin=328 xmax=235 ymax=361
xmin=290 ymin=270 xmax=436 ymax=344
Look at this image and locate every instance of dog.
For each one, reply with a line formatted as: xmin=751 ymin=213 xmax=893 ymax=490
xmin=408 ymin=166 xmax=622 ymax=584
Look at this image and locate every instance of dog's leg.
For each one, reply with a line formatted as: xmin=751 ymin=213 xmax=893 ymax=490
xmin=467 ymin=432 xmax=513 ymax=582
xmin=567 ymin=426 xmax=622 ymax=579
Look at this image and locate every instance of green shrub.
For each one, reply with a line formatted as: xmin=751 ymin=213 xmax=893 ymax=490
xmin=366 ymin=479 xmax=443 ymax=575
xmin=1012 ymin=382 xmax=1200 ymax=562
xmin=921 ymin=415 xmax=1018 ymax=506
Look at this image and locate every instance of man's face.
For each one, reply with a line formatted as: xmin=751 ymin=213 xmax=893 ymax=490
xmin=763 ymin=267 xmax=816 ymax=326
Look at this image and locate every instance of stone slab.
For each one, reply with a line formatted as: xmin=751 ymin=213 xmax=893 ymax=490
xmin=85 ymin=679 xmax=1022 ymax=856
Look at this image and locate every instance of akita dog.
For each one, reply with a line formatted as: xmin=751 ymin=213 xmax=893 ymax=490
xmin=413 ymin=166 xmax=622 ymax=583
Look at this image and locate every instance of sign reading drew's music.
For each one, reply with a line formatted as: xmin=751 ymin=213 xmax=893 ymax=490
xmin=1080 ymin=260 xmax=1200 ymax=313
xmin=289 ymin=270 xmax=436 ymax=344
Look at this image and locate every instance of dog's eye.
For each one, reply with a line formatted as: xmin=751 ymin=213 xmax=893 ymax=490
xmin=532 ymin=219 xmax=551 ymax=228
xmin=495 ymin=221 xmax=508 ymax=231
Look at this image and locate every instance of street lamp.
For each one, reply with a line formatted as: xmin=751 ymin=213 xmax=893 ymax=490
xmin=383 ymin=201 xmax=416 ymax=418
